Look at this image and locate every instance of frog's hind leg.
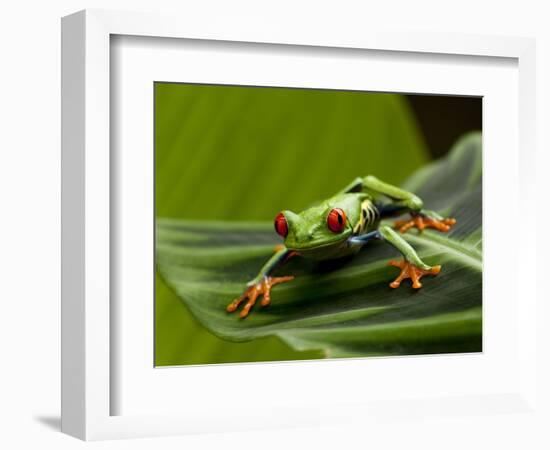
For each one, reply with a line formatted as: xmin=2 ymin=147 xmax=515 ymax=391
xmin=342 ymin=175 xmax=456 ymax=234
xmin=378 ymin=226 xmax=441 ymax=289
xmin=345 ymin=175 xmax=424 ymax=211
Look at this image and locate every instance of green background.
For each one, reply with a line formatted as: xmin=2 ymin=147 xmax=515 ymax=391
xmin=154 ymin=82 xmax=474 ymax=366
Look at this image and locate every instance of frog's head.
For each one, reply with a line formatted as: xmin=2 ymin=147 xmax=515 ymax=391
xmin=274 ymin=195 xmax=361 ymax=257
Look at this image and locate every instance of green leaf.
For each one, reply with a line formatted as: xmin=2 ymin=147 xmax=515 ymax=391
xmin=155 ymin=84 xmax=430 ymax=366
xmin=157 ymin=132 xmax=482 ymax=359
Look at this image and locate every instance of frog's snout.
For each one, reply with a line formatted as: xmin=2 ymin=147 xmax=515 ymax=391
xmin=303 ymin=225 xmax=321 ymax=241
xmin=294 ymin=230 xmax=314 ymax=243
xmin=286 ymin=227 xmax=315 ymax=248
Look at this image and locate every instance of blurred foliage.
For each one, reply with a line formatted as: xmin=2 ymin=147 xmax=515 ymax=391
xmin=155 ymin=83 xmax=430 ymax=366
xmin=157 ymin=133 xmax=482 ymax=360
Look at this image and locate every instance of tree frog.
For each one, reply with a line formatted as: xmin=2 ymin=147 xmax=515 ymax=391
xmin=227 ymin=175 xmax=456 ymax=318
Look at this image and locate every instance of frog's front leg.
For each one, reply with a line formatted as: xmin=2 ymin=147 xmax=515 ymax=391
xmin=379 ymin=226 xmax=441 ymax=288
xmin=351 ymin=226 xmax=440 ymax=289
xmin=226 ymin=247 xmax=297 ymax=318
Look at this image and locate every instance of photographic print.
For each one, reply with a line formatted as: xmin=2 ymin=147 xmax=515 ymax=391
xmin=155 ymin=83 xmax=482 ymax=366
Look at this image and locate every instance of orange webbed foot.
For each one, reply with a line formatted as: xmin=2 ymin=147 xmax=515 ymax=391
xmin=394 ymin=214 xmax=456 ymax=233
xmin=388 ymin=259 xmax=441 ymax=289
xmin=226 ymin=275 xmax=295 ymax=318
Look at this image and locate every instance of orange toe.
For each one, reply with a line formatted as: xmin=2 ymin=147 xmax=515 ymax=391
xmin=226 ymin=275 xmax=295 ymax=318
xmin=394 ymin=215 xmax=456 ymax=233
xmin=388 ymin=259 xmax=441 ymax=289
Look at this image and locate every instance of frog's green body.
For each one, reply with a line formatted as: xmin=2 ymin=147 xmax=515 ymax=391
xmin=227 ymin=175 xmax=456 ymax=318
xmin=282 ymin=193 xmax=377 ymax=261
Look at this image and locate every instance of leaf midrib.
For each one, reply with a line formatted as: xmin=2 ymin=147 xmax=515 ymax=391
xmin=403 ymin=231 xmax=482 ymax=272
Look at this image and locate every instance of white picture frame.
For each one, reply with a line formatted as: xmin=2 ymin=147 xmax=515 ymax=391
xmin=61 ymin=9 xmax=539 ymax=441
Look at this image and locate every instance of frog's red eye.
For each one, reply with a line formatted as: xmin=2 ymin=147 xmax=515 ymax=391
xmin=274 ymin=212 xmax=288 ymax=238
xmin=327 ymin=208 xmax=347 ymax=233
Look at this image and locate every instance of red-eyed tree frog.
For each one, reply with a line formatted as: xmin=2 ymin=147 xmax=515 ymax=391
xmin=227 ymin=175 xmax=456 ymax=318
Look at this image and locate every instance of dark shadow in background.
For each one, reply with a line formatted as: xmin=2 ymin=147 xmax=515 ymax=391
xmin=34 ymin=415 xmax=61 ymax=431
xmin=407 ymin=95 xmax=482 ymax=159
